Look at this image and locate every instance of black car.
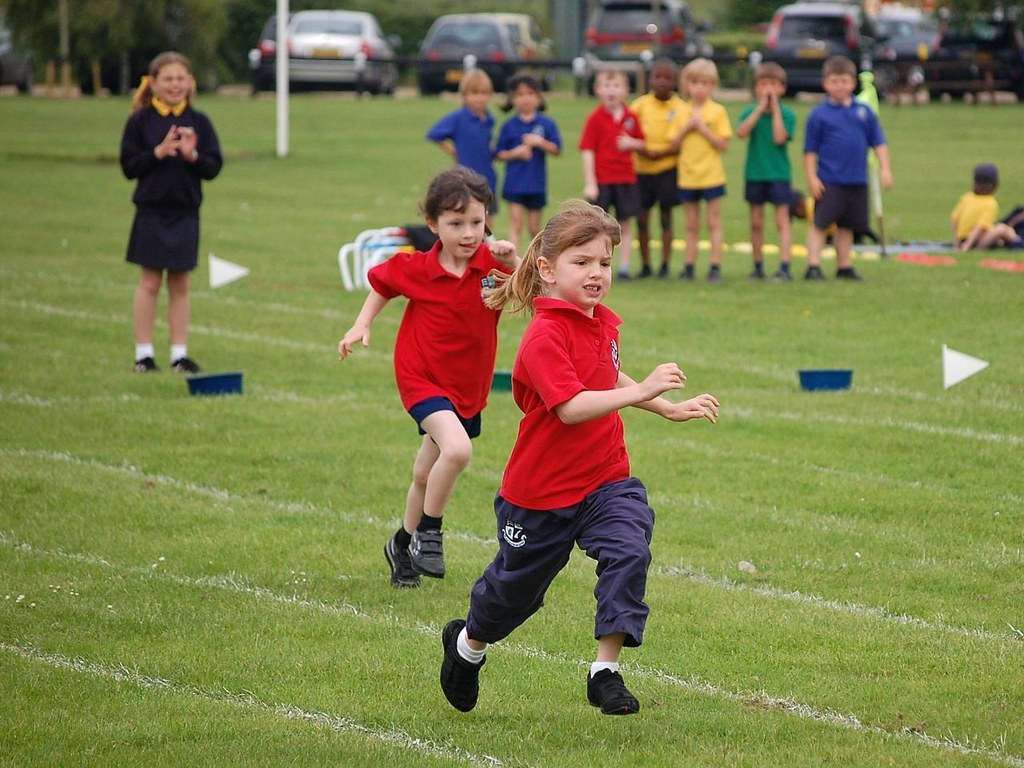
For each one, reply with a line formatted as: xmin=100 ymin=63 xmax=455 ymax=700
xmin=925 ymin=13 xmax=1024 ymax=100
xmin=871 ymin=7 xmax=940 ymax=94
xmin=763 ymin=2 xmax=876 ymax=96
xmin=582 ymin=0 xmax=713 ymax=90
xmin=248 ymin=14 xmax=287 ymax=94
xmin=417 ymin=14 xmax=522 ymax=95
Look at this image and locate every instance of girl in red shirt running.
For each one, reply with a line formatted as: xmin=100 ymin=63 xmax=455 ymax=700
xmin=339 ymin=167 xmax=519 ymax=588
xmin=438 ymin=200 xmax=719 ymax=715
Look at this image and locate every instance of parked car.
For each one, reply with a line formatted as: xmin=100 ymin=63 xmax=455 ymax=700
xmin=0 ymin=11 xmax=32 ymax=93
xmin=925 ymin=13 xmax=1024 ymax=100
xmin=417 ymin=13 xmax=523 ymax=95
xmin=582 ymin=0 xmax=713 ymax=91
xmin=493 ymin=13 xmax=555 ymax=88
xmin=763 ymin=2 xmax=877 ymax=96
xmin=249 ymin=10 xmax=399 ymax=95
xmin=871 ymin=6 xmax=940 ymax=94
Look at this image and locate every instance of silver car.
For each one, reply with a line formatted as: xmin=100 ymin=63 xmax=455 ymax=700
xmin=285 ymin=10 xmax=399 ymax=95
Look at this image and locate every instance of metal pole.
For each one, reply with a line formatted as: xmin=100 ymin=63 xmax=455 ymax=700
xmin=276 ymin=0 xmax=289 ymax=158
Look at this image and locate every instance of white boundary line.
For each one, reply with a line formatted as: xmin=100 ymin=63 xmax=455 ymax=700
xmin=3 ymin=536 xmax=1022 ymax=768
xmin=3 ymin=446 xmax=1019 ymax=642
xmin=0 ymin=643 xmax=505 ymax=768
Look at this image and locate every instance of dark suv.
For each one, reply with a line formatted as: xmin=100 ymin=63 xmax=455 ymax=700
xmin=763 ymin=3 xmax=876 ymax=96
xmin=583 ymin=0 xmax=713 ymax=90
xmin=417 ymin=14 xmax=523 ymax=95
xmin=925 ymin=13 xmax=1024 ymax=100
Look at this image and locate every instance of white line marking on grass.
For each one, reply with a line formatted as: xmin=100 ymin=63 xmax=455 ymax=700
xmin=729 ymin=405 xmax=1024 ymax=446
xmin=654 ymin=563 xmax=1020 ymax=643
xmin=0 ymin=643 xmax=505 ymax=768
xmin=5 ymin=535 xmax=1020 ymax=768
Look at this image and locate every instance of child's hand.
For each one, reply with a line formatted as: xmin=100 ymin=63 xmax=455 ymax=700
xmin=521 ymin=133 xmax=545 ymax=149
xmin=177 ymin=126 xmax=198 ymax=162
xmin=338 ymin=326 xmax=370 ymax=361
xmin=640 ymin=363 xmax=687 ymax=400
xmin=664 ymin=393 xmax=720 ymax=423
xmin=808 ymin=175 xmax=825 ymax=199
xmin=489 ymin=239 xmax=518 ymax=268
xmin=583 ymin=181 xmax=599 ymax=204
xmin=155 ymin=126 xmax=183 ymax=159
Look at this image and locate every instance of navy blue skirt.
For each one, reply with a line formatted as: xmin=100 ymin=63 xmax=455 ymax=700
xmin=126 ymin=208 xmax=200 ymax=272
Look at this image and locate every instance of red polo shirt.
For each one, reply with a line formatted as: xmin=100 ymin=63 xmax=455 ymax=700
xmin=367 ymin=241 xmax=512 ymax=417
xmin=578 ymin=104 xmax=645 ymax=185
xmin=500 ymin=298 xmax=630 ymax=510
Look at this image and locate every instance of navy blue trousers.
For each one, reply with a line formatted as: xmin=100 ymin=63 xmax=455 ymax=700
xmin=466 ymin=477 xmax=655 ymax=647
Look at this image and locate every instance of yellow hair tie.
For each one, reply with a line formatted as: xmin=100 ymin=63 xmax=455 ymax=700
xmin=139 ymin=75 xmax=152 ymax=89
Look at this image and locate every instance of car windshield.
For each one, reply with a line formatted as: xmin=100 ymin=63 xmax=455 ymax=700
xmin=876 ymin=18 xmax=937 ymax=38
xmin=432 ymin=22 xmax=501 ymax=48
xmin=294 ymin=19 xmax=363 ymax=36
xmin=779 ymin=16 xmax=847 ymax=39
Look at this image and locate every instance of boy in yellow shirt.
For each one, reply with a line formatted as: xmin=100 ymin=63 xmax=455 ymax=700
xmin=951 ymin=164 xmax=1020 ymax=250
xmin=631 ymin=58 xmax=685 ymax=278
xmin=671 ymin=58 xmax=732 ymax=283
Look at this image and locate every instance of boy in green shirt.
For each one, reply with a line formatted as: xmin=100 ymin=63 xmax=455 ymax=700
xmin=736 ymin=62 xmax=797 ymax=280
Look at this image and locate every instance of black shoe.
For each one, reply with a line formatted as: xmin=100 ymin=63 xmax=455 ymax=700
xmin=616 ymin=269 xmax=632 ymax=281
xmin=804 ymin=266 xmax=826 ymax=281
xmin=748 ymin=266 xmax=765 ymax=280
xmin=679 ymin=266 xmax=695 ymax=281
xmin=772 ymin=268 xmax=792 ymax=281
xmin=440 ymin=619 xmax=485 ymax=712
xmin=133 ymin=357 xmax=159 ymax=373
xmin=171 ymin=357 xmax=201 ymax=374
xmin=707 ymin=267 xmax=722 ymax=284
xmin=835 ymin=267 xmax=863 ymax=281
xmin=657 ymin=262 xmax=669 ymax=278
xmin=637 ymin=264 xmax=653 ymax=278
xmin=384 ymin=532 xmax=420 ymax=588
xmin=409 ymin=528 xmax=445 ymax=578
xmin=587 ymin=669 xmax=640 ymax=715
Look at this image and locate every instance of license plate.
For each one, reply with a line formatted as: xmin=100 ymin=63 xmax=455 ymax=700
xmin=312 ymin=47 xmax=341 ymax=59
xmin=797 ymin=47 xmax=827 ymax=59
xmin=620 ymin=42 xmax=653 ymax=54
xmin=444 ymin=69 xmax=463 ymax=84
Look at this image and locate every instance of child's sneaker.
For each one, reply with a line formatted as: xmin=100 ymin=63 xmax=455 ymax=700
xmin=679 ymin=265 xmax=695 ymax=281
xmin=707 ymin=266 xmax=722 ymax=284
xmin=133 ymin=357 xmax=159 ymax=373
xmin=616 ymin=268 xmax=632 ymax=281
xmin=637 ymin=264 xmax=653 ymax=278
xmin=384 ymin=531 xmax=420 ymax=588
xmin=748 ymin=265 xmax=765 ymax=280
xmin=171 ymin=357 xmax=201 ymax=373
xmin=835 ymin=267 xmax=863 ymax=281
xmin=804 ymin=266 xmax=826 ymax=281
xmin=587 ymin=669 xmax=640 ymax=715
xmin=772 ymin=267 xmax=792 ymax=281
xmin=440 ymin=619 xmax=485 ymax=712
xmin=409 ymin=528 xmax=445 ymax=578
xmin=657 ymin=262 xmax=669 ymax=278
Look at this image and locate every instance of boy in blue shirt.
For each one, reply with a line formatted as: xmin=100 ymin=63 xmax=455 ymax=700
xmin=803 ymin=56 xmax=893 ymax=281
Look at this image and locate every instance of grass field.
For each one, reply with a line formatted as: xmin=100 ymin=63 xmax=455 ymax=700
xmin=1 ymin=90 xmax=1022 ymax=768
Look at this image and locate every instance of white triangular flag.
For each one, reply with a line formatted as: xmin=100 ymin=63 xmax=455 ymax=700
xmin=942 ymin=344 xmax=989 ymax=389
xmin=209 ymin=254 xmax=250 ymax=288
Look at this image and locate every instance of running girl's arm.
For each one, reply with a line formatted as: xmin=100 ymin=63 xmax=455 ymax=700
xmin=553 ymin=363 xmax=686 ymax=424
xmin=618 ymin=371 xmax=719 ymax=423
xmin=338 ymin=290 xmax=389 ymax=360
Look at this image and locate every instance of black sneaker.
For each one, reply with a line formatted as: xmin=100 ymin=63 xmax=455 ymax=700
xmin=804 ymin=266 xmax=826 ymax=281
xmin=409 ymin=528 xmax=445 ymax=578
xmin=133 ymin=357 xmax=159 ymax=373
xmin=748 ymin=266 xmax=765 ymax=280
xmin=835 ymin=267 xmax=863 ymax=281
xmin=616 ymin=269 xmax=632 ymax=281
xmin=440 ymin=619 xmax=485 ymax=712
xmin=384 ymin=532 xmax=420 ymax=588
xmin=587 ymin=669 xmax=640 ymax=715
xmin=772 ymin=268 xmax=792 ymax=281
xmin=637 ymin=264 xmax=652 ymax=278
xmin=657 ymin=262 xmax=669 ymax=278
xmin=171 ymin=357 xmax=201 ymax=374
xmin=679 ymin=266 xmax=695 ymax=281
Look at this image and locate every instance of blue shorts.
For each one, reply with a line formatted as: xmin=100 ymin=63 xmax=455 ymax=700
xmin=814 ymin=184 xmax=869 ymax=232
xmin=409 ymin=396 xmax=481 ymax=438
xmin=745 ymin=181 xmax=793 ymax=206
xmin=679 ymin=185 xmax=726 ymax=203
xmin=637 ymin=169 xmax=679 ymax=212
xmin=503 ymin=192 xmax=547 ymax=210
xmin=595 ymin=183 xmax=641 ymax=221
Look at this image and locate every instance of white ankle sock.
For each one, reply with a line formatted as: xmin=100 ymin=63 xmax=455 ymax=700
xmin=170 ymin=344 xmax=187 ymax=363
xmin=135 ymin=343 xmax=154 ymax=361
xmin=590 ymin=661 xmax=619 ymax=676
xmin=457 ymin=627 xmax=486 ymax=664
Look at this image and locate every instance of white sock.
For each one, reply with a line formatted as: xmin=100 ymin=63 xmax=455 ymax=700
xmin=170 ymin=344 xmax=187 ymax=363
xmin=135 ymin=343 xmax=154 ymax=361
xmin=457 ymin=627 xmax=487 ymax=664
xmin=590 ymin=661 xmax=619 ymax=676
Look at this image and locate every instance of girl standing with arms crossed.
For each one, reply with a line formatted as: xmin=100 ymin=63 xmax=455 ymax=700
xmin=338 ymin=167 xmax=520 ymax=588
xmin=121 ymin=52 xmax=222 ymax=373
xmin=439 ymin=200 xmax=719 ymax=715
